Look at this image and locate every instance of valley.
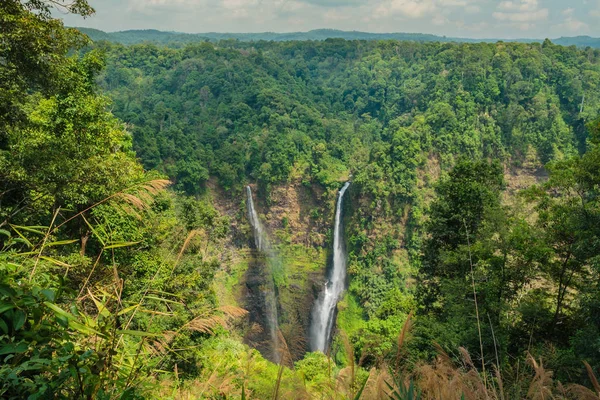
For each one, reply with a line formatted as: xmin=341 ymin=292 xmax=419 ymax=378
xmin=3 ymin=1 xmax=600 ymax=398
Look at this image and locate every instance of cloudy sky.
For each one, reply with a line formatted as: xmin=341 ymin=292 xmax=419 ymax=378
xmin=59 ymin=0 xmax=600 ymax=39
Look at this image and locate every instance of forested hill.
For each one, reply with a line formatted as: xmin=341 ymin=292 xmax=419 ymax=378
xmin=94 ymin=40 xmax=600 ymax=397
xmin=96 ymin=39 xmax=599 ymax=195
xmin=77 ymin=27 xmax=600 ymax=48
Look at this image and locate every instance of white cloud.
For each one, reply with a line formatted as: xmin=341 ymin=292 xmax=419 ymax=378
xmin=497 ymin=0 xmax=539 ymax=12
xmin=465 ymin=5 xmax=481 ymax=14
xmin=493 ymin=8 xmax=548 ymax=22
xmin=432 ymin=13 xmax=448 ymax=25
xmin=558 ymin=17 xmax=590 ymax=32
xmin=373 ymin=0 xmax=480 ymax=20
xmin=493 ymin=0 xmax=548 ymax=23
xmin=374 ymin=0 xmax=437 ymax=19
xmin=438 ymin=0 xmax=468 ymax=6
xmin=585 ymin=0 xmax=600 ymax=18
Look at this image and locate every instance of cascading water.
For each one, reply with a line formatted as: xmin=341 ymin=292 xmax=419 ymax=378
xmin=246 ymin=186 xmax=280 ymax=361
xmin=310 ymin=182 xmax=350 ymax=353
xmin=246 ymin=186 xmax=269 ymax=252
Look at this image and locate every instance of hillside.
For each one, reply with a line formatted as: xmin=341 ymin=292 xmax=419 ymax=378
xmin=94 ymin=37 xmax=600 ymax=392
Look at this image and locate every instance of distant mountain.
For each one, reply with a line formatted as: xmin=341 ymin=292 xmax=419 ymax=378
xmin=553 ymin=36 xmax=600 ymax=48
xmin=74 ymin=27 xmax=600 ymax=48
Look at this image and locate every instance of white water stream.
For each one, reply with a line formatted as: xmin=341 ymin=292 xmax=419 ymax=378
xmin=310 ymin=182 xmax=350 ymax=352
xmin=246 ymin=186 xmax=280 ymax=360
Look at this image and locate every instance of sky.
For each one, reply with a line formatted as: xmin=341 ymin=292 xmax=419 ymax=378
xmin=58 ymin=0 xmax=600 ymax=39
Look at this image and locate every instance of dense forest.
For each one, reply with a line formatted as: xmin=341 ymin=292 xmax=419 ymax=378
xmin=3 ymin=1 xmax=600 ymax=399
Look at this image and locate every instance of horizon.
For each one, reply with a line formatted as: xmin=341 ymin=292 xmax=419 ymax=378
xmin=75 ymin=26 xmax=600 ymax=41
xmin=58 ymin=0 xmax=600 ymax=41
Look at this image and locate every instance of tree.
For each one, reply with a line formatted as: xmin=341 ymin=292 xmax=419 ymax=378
xmin=0 ymin=0 xmax=93 ymax=128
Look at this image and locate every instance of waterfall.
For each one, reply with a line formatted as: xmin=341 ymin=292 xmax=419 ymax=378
xmin=246 ymin=186 xmax=280 ymax=361
xmin=246 ymin=186 xmax=270 ymax=252
xmin=310 ymin=182 xmax=350 ymax=353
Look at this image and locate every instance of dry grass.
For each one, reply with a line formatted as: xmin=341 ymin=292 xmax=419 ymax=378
xmin=407 ymin=348 xmax=600 ymax=400
xmin=186 ymin=306 xmax=249 ymax=334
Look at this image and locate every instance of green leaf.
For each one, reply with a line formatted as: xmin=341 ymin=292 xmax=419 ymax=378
xmin=116 ymin=330 xmax=160 ymax=337
xmin=44 ymin=239 xmax=78 ymax=247
xmin=13 ymin=310 xmax=25 ymax=330
xmin=82 ymin=215 xmax=105 ymax=246
xmin=39 ymin=256 xmax=71 ymax=268
xmin=117 ymin=304 xmax=139 ymax=316
xmin=0 ymin=303 xmax=15 ymax=314
xmin=69 ymin=319 xmax=102 ymax=336
xmin=0 ymin=229 xmax=11 ymax=237
xmin=0 ymin=318 xmax=8 ymax=333
xmin=57 ymin=315 xmax=69 ymax=329
xmin=89 ymin=292 xmax=111 ymax=318
xmin=0 ymin=285 xmax=16 ymax=297
xmin=10 ymin=225 xmax=48 ymax=235
xmin=8 ymin=225 xmax=32 ymax=248
xmin=104 ymin=241 xmax=140 ymax=249
xmin=44 ymin=302 xmax=74 ymax=320
xmin=0 ymin=342 xmax=28 ymax=355
xmin=144 ymin=296 xmax=183 ymax=305
xmin=40 ymin=289 xmax=56 ymax=302
xmin=12 ymin=251 xmax=37 ymax=257
xmin=353 ymin=372 xmax=370 ymax=400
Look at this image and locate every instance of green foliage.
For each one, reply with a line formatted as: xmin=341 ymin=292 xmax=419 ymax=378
xmin=5 ymin=0 xmax=600 ymax=396
xmin=415 ymin=120 xmax=600 ymax=386
xmin=93 ymin=39 xmax=599 ymax=195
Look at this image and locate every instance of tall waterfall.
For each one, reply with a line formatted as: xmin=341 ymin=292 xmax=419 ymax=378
xmin=246 ymin=186 xmax=280 ymax=361
xmin=246 ymin=186 xmax=269 ymax=252
xmin=310 ymin=182 xmax=350 ymax=353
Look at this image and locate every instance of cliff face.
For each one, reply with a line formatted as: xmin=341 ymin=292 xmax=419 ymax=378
xmin=209 ymin=179 xmax=337 ymax=361
xmin=208 ymin=160 xmax=549 ymax=362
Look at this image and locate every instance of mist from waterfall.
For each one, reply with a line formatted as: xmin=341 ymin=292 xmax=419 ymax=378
xmin=246 ymin=186 xmax=280 ymax=361
xmin=310 ymin=182 xmax=350 ymax=353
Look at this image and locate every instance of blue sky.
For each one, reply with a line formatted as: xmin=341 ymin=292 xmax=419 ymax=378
xmin=59 ymin=0 xmax=600 ymax=39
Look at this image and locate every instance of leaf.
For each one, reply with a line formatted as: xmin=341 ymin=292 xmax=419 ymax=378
xmin=147 ymin=290 xmax=183 ymax=299
xmin=40 ymin=289 xmax=55 ymax=302
xmin=0 ymin=229 xmax=11 ymax=237
xmin=44 ymin=239 xmax=78 ymax=247
xmin=39 ymin=256 xmax=71 ymax=268
xmin=116 ymin=304 xmax=139 ymax=316
xmin=44 ymin=302 xmax=74 ymax=321
xmin=0 ymin=303 xmax=15 ymax=314
xmin=13 ymin=310 xmax=25 ymax=331
xmin=8 ymin=225 xmax=32 ymax=247
xmin=0 ymin=285 xmax=16 ymax=297
xmin=81 ymin=215 xmax=105 ymax=246
xmin=0 ymin=318 xmax=8 ymax=333
xmin=139 ymin=309 xmax=174 ymax=316
xmin=12 ymin=251 xmax=37 ymax=257
xmin=117 ymin=330 xmax=161 ymax=337
xmin=0 ymin=342 xmax=28 ymax=355
xmin=88 ymin=290 xmax=111 ymax=318
xmin=57 ymin=315 xmax=69 ymax=329
xmin=10 ymin=225 xmax=47 ymax=235
xmin=353 ymin=371 xmax=370 ymax=400
xmin=144 ymin=296 xmax=183 ymax=305
xmin=68 ymin=319 xmax=102 ymax=336
xmin=104 ymin=241 xmax=140 ymax=249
